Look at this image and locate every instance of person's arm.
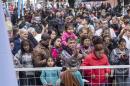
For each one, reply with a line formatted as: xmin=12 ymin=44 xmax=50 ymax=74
xmin=51 ymin=48 xmax=58 ymax=59
xmin=40 ymin=71 xmax=47 ymax=85
xmin=13 ymin=51 xmax=23 ymax=68
xmin=110 ymin=49 xmax=120 ymax=65
xmin=32 ymin=50 xmax=46 ymax=67
xmin=104 ymin=55 xmax=111 ymax=75
xmin=118 ymin=28 xmax=127 ymax=38
xmin=75 ymin=71 xmax=84 ymax=86
xmin=61 ymin=33 xmax=68 ymax=46
xmin=12 ymin=40 xmax=21 ymax=55
xmin=81 ymin=56 xmax=95 ymax=77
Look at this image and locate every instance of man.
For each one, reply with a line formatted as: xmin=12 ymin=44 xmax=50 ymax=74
xmin=33 ymin=33 xmax=51 ymax=67
xmin=32 ymin=33 xmax=51 ymax=85
xmin=61 ymin=37 xmax=82 ymax=66
xmin=12 ymin=29 xmax=28 ymax=55
xmin=81 ymin=36 xmax=111 ymax=86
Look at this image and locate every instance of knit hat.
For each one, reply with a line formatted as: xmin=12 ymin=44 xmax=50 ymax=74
xmin=67 ymin=58 xmax=80 ymax=68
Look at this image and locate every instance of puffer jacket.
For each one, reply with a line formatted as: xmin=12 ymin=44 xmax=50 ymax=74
xmin=81 ymin=52 xmax=111 ymax=86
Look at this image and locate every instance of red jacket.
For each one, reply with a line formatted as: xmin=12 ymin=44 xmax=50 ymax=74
xmin=81 ymin=52 xmax=111 ymax=86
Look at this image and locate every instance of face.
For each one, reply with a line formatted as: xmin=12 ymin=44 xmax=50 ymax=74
xmin=95 ymin=49 xmax=104 ymax=59
xmin=81 ymin=19 xmax=87 ymax=25
xmin=128 ymin=11 xmax=130 ymax=16
xmin=104 ymin=37 xmax=111 ymax=45
xmin=83 ymin=39 xmax=91 ymax=47
xmin=47 ymin=58 xmax=54 ymax=67
xmin=67 ymin=27 xmax=74 ymax=33
xmin=23 ymin=43 xmax=30 ymax=52
xmin=10 ymin=42 xmax=14 ymax=50
xmin=8 ymin=31 xmax=13 ymax=38
xmin=95 ymin=44 xmax=104 ymax=59
xmin=51 ymin=31 xmax=56 ymax=39
xmin=55 ymin=38 xmax=61 ymax=47
xmin=20 ymin=31 xmax=28 ymax=40
xmin=41 ymin=39 xmax=50 ymax=47
xmin=80 ymin=29 xmax=88 ymax=37
xmin=126 ymin=29 xmax=130 ymax=37
xmin=112 ymin=18 xmax=117 ymax=24
xmin=119 ymin=42 xmax=126 ymax=51
xmin=68 ymin=39 xmax=76 ymax=49
xmin=76 ymin=17 xmax=81 ymax=23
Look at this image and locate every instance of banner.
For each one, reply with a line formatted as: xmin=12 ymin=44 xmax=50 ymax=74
xmin=18 ymin=0 xmax=20 ymax=18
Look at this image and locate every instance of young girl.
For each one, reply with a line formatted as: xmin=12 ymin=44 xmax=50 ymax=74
xmin=61 ymin=24 xmax=77 ymax=47
xmin=79 ymin=36 xmax=93 ymax=62
xmin=48 ymin=30 xmax=57 ymax=49
xmin=51 ymin=37 xmax=63 ymax=66
xmin=81 ymin=36 xmax=111 ymax=86
xmin=14 ymin=39 xmax=35 ymax=86
xmin=40 ymin=58 xmax=60 ymax=86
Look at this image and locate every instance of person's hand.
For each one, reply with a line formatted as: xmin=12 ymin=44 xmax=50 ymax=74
xmin=121 ymin=28 xmax=127 ymax=34
xmin=42 ymin=59 xmax=46 ymax=64
xmin=91 ymin=74 xmax=96 ymax=79
xmin=120 ymin=54 xmax=127 ymax=60
xmin=105 ymin=73 xmax=109 ymax=79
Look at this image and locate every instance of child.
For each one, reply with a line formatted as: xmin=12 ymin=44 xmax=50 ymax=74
xmin=40 ymin=58 xmax=60 ymax=86
xmin=80 ymin=36 xmax=93 ymax=58
xmin=14 ymin=39 xmax=35 ymax=86
xmin=81 ymin=36 xmax=111 ymax=86
xmin=51 ymin=37 xmax=63 ymax=66
xmin=61 ymin=24 xmax=77 ymax=47
xmin=60 ymin=58 xmax=84 ymax=86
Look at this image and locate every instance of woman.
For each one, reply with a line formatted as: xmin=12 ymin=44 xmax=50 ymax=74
xmin=14 ymin=39 xmax=35 ymax=86
xmin=60 ymin=58 xmax=84 ymax=86
xmin=81 ymin=36 xmax=111 ymax=86
xmin=110 ymin=38 xmax=129 ymax=86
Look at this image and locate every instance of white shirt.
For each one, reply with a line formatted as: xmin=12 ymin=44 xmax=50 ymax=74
xmin=123 ymin=35 xmax=130 ymax=50
xmin=35 ymin=34 xmax=42 ymax=42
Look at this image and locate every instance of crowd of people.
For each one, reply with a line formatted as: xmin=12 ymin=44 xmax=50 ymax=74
xmin=4 ymin=1 xmax=130 ymax=86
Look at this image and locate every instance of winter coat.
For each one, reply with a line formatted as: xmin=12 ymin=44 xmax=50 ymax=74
xmin=51 ymin=47 xmax=62 ymax=59
xmin=110 ymin=48 xmax=129 ymax=77
xmin=61 ymin=32 xmax=77 ymax=46
xmin=32 ymin=43 xmax=51 ymax=67
xmin=12 ymin=34 xmax=37 ymax=55
xmin=40 ymin=70 xmax=60 ymax=86
xmin=81 ymin=52 xmax=111 ymax=85
xmin=51 ymin=47 xmax=63 ymax=66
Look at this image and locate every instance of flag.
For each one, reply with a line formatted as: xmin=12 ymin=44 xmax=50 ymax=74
xmin=22 ymin=0 xmax=24 ymax=17
xmin=18 ymin=0 xmax=21 ymax=18
xmin=0 ymin=2 xmax=18 ymax=86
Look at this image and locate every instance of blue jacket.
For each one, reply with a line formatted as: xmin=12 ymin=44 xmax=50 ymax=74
xmin=12 ymin=37 xmax=21 ymax=55
xmin=40 ymin=70 xmax=60 ymax=86
xmin=72 ymin=71 xmax=84 ymax=86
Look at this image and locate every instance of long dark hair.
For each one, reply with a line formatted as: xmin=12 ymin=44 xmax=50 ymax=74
xmin=21 ymin=39 xmax=33 ymax=54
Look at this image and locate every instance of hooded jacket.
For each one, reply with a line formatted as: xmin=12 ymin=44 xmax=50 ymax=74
xmin=81 ymin=52 xmax=111 ymax=85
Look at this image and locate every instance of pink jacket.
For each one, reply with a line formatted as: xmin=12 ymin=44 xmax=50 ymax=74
xmin=51 ymin=48 xmax=62 ymax=59
xmin=61 ymin=32 xmax=77 ymax=46
xmin=81 ymin=52 xmax=111 ymax=86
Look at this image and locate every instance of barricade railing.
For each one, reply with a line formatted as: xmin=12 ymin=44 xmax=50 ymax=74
xmin=15 ymin=65 xmax=130 ymax=86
